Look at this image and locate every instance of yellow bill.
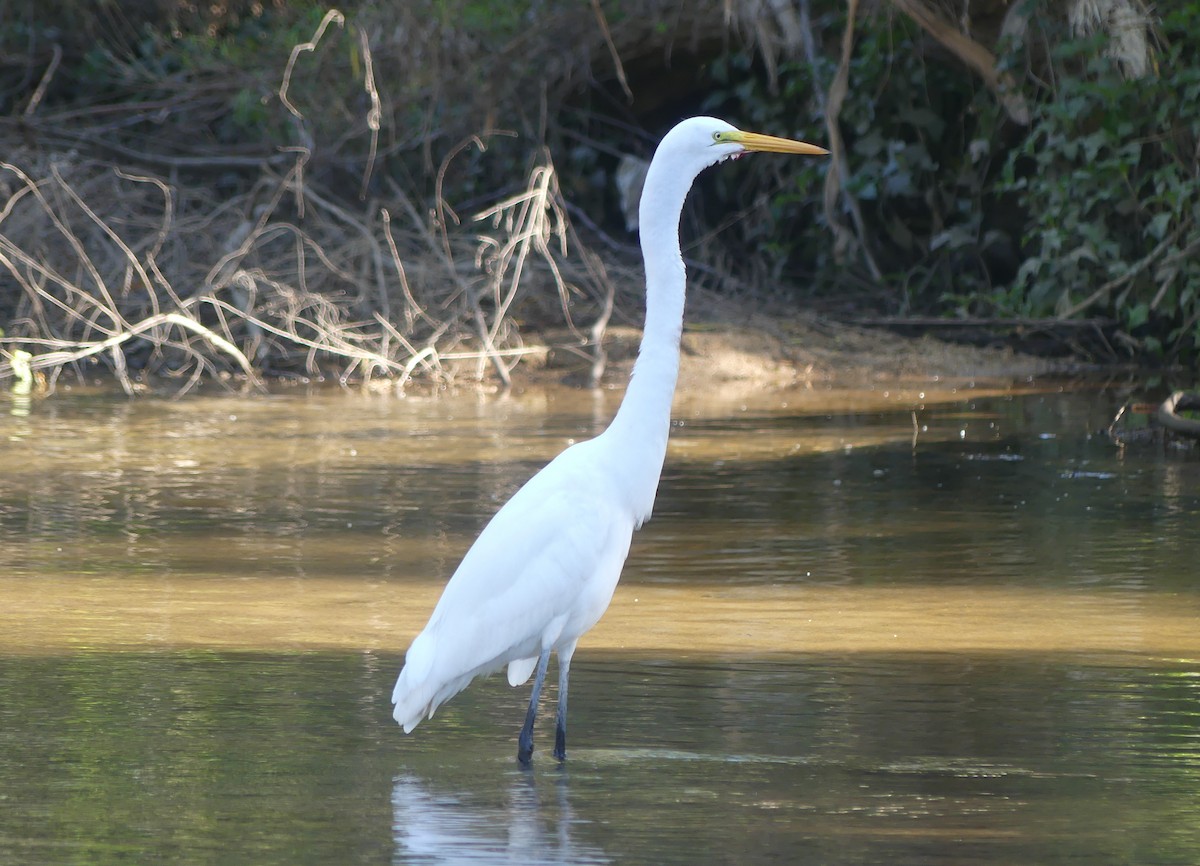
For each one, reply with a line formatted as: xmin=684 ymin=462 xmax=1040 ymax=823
xmin=732 ymin=131 xmax=829 ymax=156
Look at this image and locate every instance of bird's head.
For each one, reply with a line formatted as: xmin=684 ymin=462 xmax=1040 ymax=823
xmin=638 ymin=117 xmax=830 ymax=240
xmin=662 ymin=116 xmax=829 ymax=173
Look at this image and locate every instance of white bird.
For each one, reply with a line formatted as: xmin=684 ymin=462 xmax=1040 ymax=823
xmin=392 ymin=116 xmax=828 ymax=764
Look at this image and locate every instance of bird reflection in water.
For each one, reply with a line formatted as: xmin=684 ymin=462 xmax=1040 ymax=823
xmin=391 ymin=771 xmax=609 ymax=865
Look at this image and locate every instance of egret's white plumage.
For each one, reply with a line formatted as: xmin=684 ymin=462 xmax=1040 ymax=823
xmin=391 ymin=116 xmax=827 ymax=762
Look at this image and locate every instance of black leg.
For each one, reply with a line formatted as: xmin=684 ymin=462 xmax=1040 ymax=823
xmin=553 ymin=682 xmax=568 ymax=761
xmin=553 ymin=642 xmax=576 ymax=762
xmin=517 ymin=649 xmax=551 ymax=767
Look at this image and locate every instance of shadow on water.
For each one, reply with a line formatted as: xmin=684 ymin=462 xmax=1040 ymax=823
xmin=2 ymin=378 xmax=1200 ymax=864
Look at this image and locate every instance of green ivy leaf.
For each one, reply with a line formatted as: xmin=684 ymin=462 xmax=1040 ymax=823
xmin=1146 ymin=212 xmax=1172 ymax=242
xmin=1126 ymin=303 xmax=1150 ymax=329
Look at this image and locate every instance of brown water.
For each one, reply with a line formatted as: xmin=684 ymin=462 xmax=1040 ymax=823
xmin=2 ymin=377 xmax=1199 ymax=865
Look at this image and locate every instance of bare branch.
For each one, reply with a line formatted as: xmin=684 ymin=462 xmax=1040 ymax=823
xmin=888 ymin=0 xmax=1031 ymax=125
xmin=358 ymin=26 xmax=383 ymax=199
xmin=23 ymin=43 xmax=61 ymax=118
xmin=590 ymin=0 xmax=633 ymax=103
xmin=279 ymin=9 xmax=347 ymax=119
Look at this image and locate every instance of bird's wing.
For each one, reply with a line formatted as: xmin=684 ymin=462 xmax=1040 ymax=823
xmin=392 ymin=444 xmax=635 ymax=730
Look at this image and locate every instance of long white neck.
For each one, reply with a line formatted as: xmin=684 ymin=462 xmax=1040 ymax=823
xmin=602 ymin=154 xmax=698 ymax=524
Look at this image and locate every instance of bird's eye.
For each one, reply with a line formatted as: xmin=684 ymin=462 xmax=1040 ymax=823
xmin=712 ymin=132 xmax=723 ymax=142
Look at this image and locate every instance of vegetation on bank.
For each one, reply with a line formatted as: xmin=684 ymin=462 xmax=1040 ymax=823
xmin=0 ymin=0 xmax=1194 ymax=393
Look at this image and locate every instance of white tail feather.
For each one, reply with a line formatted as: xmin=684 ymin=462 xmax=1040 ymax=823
xmin=392 ymin=628 xmax=518 ymax=733
xmin=392 ymin=631 xmax=439 ymax=732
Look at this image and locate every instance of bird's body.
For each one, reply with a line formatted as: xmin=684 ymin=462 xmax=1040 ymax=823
xmin=392 ymin=438 xmax=635 ymax=734
xmin=392 ymin=117 xmax=827 ymax=763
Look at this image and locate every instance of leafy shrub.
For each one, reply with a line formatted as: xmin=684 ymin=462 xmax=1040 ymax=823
xmin=702 ymin=5 xmax=1003 ymax=308
xmin=995 ymin=5 xmax=1200 ymax=360
xmin=703 ymin=1 xmax=1200 ymax=363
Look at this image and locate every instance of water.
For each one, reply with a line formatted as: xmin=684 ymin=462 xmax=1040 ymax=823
xmin=2 ymin=377 xmax=1199 ymax=864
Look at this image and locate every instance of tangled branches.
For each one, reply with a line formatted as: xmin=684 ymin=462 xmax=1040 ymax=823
xmin=0 ymin=140 xmax=617 ymax=396
xmin=0 ymin=6 xmax=626 ymax=396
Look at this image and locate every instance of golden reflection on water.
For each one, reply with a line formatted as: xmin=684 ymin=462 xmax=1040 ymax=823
xmin=1 ymin=377 xmax=1192 ymax=662
xmin=2 ymin=576 xmax=1197 ymax=658
xmin=2 ymin=377 xmax=1046 ymax=471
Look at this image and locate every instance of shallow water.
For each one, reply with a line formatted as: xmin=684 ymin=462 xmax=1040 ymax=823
xmin=2 ymin=377 xmax=1199 ymax=864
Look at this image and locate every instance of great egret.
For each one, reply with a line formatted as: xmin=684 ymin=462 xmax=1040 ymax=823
xmin=392 ymin=116 xmax=828 ymax=764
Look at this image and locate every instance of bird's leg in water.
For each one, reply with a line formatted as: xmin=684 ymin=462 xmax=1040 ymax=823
xmin=517 ymin=649 xmax=551 ymax=766
xmin=553 ymin=642 xmax=576 ymax=761
xmin=553 ymin=670 xmax=569 ymax=760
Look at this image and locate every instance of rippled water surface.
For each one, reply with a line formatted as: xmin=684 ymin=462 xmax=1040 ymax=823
xmin=2 ymin=377 xmax=1199 ymax=864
